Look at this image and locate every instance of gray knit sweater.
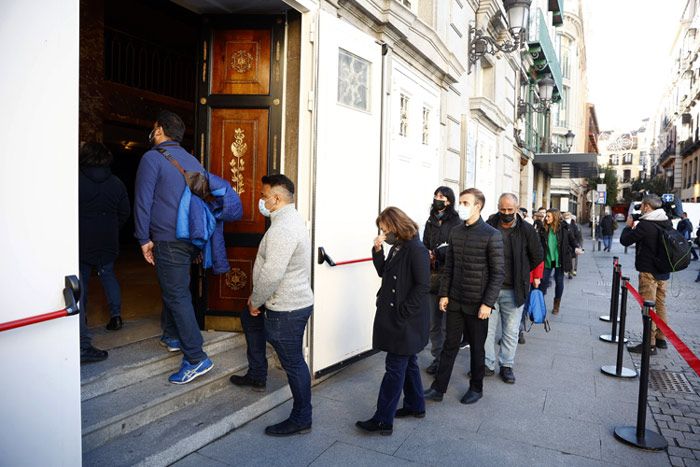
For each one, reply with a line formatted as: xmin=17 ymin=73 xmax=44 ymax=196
xmin=250 ymin=204 xmax=314 ymax=311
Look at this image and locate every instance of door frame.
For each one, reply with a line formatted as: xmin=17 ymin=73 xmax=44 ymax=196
xmin=194 ymin=14 xmax=286 ymax=327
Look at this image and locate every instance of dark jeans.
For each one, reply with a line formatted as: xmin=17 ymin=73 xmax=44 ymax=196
xmin=541 ymin=267 xmax=565 ymax=300
xmin=154 ymin=241 xmax=207 ymax=364
xmin=79 ymin=261 xmax=122 ymax=350
xmin=265 ymin=305 xmax=313 ymax=426
xmin=432 ymin=309 xmax=489 ymax=394
xmin=240 ymin=307 xmax=268 ymax=382
xmin=374 ymin=353 xmax=425 ymax=425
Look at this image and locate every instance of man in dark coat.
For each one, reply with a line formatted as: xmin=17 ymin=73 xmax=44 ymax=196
xmin=484 ymin=193 xmax=543 ymax=384
xmin=620 ymin=194 xmax=672 ymax=354
xmin=422 ymin=187 xmax=461 ymax=375
xmin=78 ymin=142 xmax=130 ymax=363
xmin=600 ymin=210 xmax=616 ymax=252
xmin=677 ymin=212 xmax=699 ymax=260
xmin=424 ymin=188 xmax=505 ymax=405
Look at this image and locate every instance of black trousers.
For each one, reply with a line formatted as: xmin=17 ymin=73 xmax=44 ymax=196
xmin=431 ymin=309 xmax=489 ymax=394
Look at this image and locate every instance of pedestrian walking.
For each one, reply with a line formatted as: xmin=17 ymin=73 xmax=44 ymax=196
xmin=677 ymin=212 xmax=699 ymax=261
xmin=78 ymin=142 xmax=130 ymax=363
xmin=563 ymin=212 xmax=583 ymax=278
xmin=538 ymin=208 xmax=578 ymax=315
xmin=236 ymin=174 xmax=315 ymax=437
xmin=484 ymin=193 xmax=543 ymax=384
xmin=600 ymin=209 xmax=616 ymax=252
xmin=355 ymin=207 xmax=430 ymax=436
xmin=620 ymin=194 xmax=672 ymax=354
xmin=423 ymin=188 xmax=504 ymax=405
xmin=134 ymin=110 xmax=213 ymax=384
xmin=422 ymin=187 xmax=461 ymax=376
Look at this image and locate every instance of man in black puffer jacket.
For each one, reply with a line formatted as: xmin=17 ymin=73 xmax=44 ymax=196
xmin=424 ymin=188 xmax=505 ymax=405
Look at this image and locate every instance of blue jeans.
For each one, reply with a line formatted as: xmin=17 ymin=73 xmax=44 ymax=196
xmin=265 ymin=306 xmax=313 ymax=426
xmin=602 ymin=235 xmax=612 ymax=251
xmin=79 ymin=261 xmax=122 ymax=350
xmin=154 ymin=241 xmax=207 ymax=364
xmin=485 ymin=289 xmax=523 ymax=370
xmin=240 ymin=307 xmax=268 ymax=382
xmin=541 ymin=267 xmax=565 ymax=300
xmin=374 ymin=353 xmax=425 ymax=425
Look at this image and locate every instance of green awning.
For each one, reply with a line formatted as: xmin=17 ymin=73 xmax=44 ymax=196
xmin=549 ymin=0 xmax=564 ymax=26
xmin=528 ymin=9 xmax=564 ymax=102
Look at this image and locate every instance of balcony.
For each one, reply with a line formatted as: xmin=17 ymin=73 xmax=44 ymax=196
xmin=528 ymin=9 xmax=564 ymax=102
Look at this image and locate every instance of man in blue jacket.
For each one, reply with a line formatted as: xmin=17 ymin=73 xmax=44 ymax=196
xmin=134 ymin=110 xmax=213 ymax=384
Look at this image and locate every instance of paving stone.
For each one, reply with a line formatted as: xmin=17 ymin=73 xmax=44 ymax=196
xmin=309 ymin=441 xmax=416 ymax=467
xmin=670 ymin=455 xmax=686 ymax=467
xmin=669 ymin=446 xmax=696 ymax=459
xmin=678 ymin=439 xmax=700 ymax=450
xmin=670 ymin=422 xmax=693 ymax=432
xmin=661 ymin=428 xmax=686 ymax=440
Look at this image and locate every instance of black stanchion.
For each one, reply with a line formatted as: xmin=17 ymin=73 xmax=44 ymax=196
xmin=601 ymin=277 xmax=637 ymax=378
xmin=600 ymin=257 xmax=620 ymax=322
xmin=614 ymin=301 xmax=668 ymax=451
xmin=600 ymin=262 xmax=628 ymax=343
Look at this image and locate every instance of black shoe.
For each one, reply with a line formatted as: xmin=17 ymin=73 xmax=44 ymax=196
xmin=81 ymin=346 xmax=108 ymax=364
xmin=628 ymin=343 xmax=657 ymax=355
xmin=656 ymin=339 xmax=668 ymax=349
xmin=229 ymin=373 xmax=267 ymax=392
xmin=106 ymin=316 xmax=123 ymax=331
xmin=468 ymin=368 xmax=495 ymax=378
xmin=355 ymin=419 xmax=393 ymax=436
xmin=423 ymin=388 xmax=444 ymax=402
xmin=518 ymin=332 xmax=526 ymax=345
xmin=459 ymin=338 xmax=470 ymax=350
xmin=500 ymin=367 xmax=516 ymax=384
xmin=426 ymin=361 xmax=439 ymax=375
xmin=460 ymin=389 xmax=483 ymax=405
xmin=265 ymin=419 xmax=311 ymax=437
xmin=394 ymin=408 xmax=426 ymax=419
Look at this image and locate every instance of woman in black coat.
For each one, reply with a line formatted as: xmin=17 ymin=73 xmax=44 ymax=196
xmin=539 ymin=208 xmax=578 ymax=314
xmin=356 ymin=207 xmax=430 ymax=436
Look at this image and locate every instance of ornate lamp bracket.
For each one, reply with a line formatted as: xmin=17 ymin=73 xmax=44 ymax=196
xmin=468 ymin=26 xmax=524 ymax=74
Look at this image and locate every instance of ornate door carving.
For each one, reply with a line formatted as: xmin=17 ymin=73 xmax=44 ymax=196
xmin=196 ymin=18 xmax=284 ymax=330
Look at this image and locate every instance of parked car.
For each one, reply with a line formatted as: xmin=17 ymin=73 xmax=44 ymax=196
xmin=614 ymin=212 xmax=626 ymax=222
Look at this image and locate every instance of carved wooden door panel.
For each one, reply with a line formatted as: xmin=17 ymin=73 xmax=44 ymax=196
xmin=196 ymin=17 xmax=283 ymax=331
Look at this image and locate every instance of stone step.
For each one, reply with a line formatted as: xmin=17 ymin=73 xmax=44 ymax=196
xmin=83 ymin=368 xmax=291 ymax=467
xmin=82 ymin=343 xmax=252 ymax=452
xmin=81 ymin=331 xmax=242 ymax=401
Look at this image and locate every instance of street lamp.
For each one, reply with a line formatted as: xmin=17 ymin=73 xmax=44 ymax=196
xmin=468 ymin=0 xmax=532 ymax=74
xmin=565 ymin=130 xmax=575 ymax=151
xmin=517 ymin=76 xmax=556 ymax=117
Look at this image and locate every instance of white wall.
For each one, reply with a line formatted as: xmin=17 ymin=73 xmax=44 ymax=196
xmin=0 ymin=1 xmax=82 ymax=465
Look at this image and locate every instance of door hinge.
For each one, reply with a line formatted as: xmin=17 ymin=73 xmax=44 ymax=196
xmin=307 ymin=90 xmax=314 ymax=111
xmin=308 ymin=19 xmax=316 ymax=43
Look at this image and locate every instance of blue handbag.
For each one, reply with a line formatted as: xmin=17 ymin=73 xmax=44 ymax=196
xmin=525 ymin=289 xmax=550 ymax=332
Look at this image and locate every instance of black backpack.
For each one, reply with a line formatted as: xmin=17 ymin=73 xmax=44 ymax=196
xmin=653 ymin=223 xmax=691 ymax=273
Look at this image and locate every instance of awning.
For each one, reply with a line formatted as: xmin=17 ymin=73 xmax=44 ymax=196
xmin=533 ymin=153 xmax=599 ymax=178
xmin=528 ymin=9 xmax=564 ymax=101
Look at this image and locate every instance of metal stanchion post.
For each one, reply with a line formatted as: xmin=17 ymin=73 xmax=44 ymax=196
xmin=601 ymin=277 xmax=637 ymax=378
xmin=601 ymin=264 xmax=628 ymax=343
xmin=600 ymin=257 xmax=620 ymax=322
xmin=614 ymin=301 xmax=668 ymax=451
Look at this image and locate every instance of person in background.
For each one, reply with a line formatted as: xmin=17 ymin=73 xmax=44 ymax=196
xmin=424 ymin=188 xmax=504 ymax=405
xmin=533 ymin=210 xmax=545 ymax=234
xmin=484 ymin=193 xmax=543 ymax=384
xmin=677 ymin=212 xmax=699 ymax=261
xmin=563 ymin=212 xmax=583 ymax=278
xmin=78 ymin=142 xmax=130 ymax=363
xmin=538 ymin=208 xmax=578 ymax=315
xmin=422 ymin=187 xmax=461 ymax=376
xmin=356 ymin=207 xmax=430 ymax=436
xmin=520 ymin=207 xmax=533 ymax=224
xmin=600 ymin=208 xmax=616 ymax=252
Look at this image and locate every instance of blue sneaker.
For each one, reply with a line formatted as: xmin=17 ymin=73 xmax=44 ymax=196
xmin=160 ymin=336 xmax=181 ymax=352
xmin=169 ymin=358 xmax=214 ymax=384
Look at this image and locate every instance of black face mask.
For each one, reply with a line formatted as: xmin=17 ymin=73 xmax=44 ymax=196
xmin=385 ymin=232 xmax=398 ymax=245
xmin=500 ymin=213 xmax=515 ymax=224
xmin=432 ymin=199 xmax=446 ymax=211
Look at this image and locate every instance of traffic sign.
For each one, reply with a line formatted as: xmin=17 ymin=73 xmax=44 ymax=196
xmin=596 ymin=191 xmax=607 ymax=204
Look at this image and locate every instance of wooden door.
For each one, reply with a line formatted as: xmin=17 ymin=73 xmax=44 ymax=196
xmin=195 ymin=16 xmax=284 ymax=331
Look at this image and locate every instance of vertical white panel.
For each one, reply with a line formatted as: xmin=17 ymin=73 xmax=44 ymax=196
xmin=311 ymin=11 xmax=382 ymax=373
xmin=0 ymin=1 xmax=81 ymax=465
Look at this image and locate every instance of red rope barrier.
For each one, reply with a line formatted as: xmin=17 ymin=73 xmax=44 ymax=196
xmin=625 ymin=281 xmax=644 ymax=307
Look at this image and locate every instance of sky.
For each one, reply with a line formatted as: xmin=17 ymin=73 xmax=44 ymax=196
xmin=586 ymin=0 xmax=687 ymax=132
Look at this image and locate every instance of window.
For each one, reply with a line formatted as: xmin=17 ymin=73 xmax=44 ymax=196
xmin=422 ymin=106 xmax=430 ymax=145
xmin=609 ymin=154 xmax=619 ymax=165
xmin=623 ymin=169 xmax=631 ymax=182
xmin=399 ymin=94 xmax=409 ymax=137
xmin=622 ymin=153 xmax=633 ymax=165
xmin=556 ymin=87 xmax=569 ymax=128
xmin=337 ymin=49 xmax=370 ymax=111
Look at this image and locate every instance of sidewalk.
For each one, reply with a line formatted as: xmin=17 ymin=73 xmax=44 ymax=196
xmin=173 ymin=229 xmax=699 ymax=467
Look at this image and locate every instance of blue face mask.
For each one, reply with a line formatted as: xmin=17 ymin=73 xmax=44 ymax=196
xmin=258 ymin=198 xmax=271 ymax=217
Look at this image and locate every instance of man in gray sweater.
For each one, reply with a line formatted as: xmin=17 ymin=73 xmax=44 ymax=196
xmin=230 ymin=174 xmax=314 ymax=437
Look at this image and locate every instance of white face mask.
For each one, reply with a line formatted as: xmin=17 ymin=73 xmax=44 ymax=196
xmin=258 ymin=198 xmax=271 ymax=217
xmin=457 ymin=204 xmax=472 ymax=221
